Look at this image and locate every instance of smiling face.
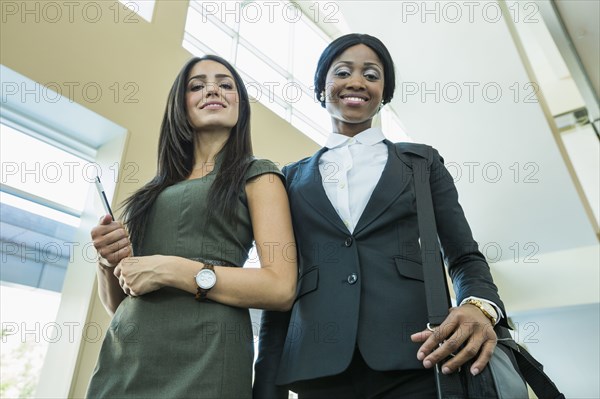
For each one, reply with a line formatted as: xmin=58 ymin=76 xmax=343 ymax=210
xmin=185 ymin=60 xmax=239 ymax=134
xmin=324 ymin=44 xmax=385 ymax=136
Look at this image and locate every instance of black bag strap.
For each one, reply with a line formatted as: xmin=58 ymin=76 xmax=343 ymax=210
xmin=512 ymin=343 xmax=565 ymax=399
xmin=411 ymin=156 xmax=451 ymax=326
xmin=410 ymin=155 xmax=564 ymax=399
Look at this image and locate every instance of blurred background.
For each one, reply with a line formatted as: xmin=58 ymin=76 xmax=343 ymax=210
xmin=1 ymin=0 xmax=598 ymax=397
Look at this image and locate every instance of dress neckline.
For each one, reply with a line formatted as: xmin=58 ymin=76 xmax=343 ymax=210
xmin=181 ymin=153 xmax=224 ymax=183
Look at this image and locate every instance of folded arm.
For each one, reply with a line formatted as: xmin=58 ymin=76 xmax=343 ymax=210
xmin=92 ymin=173 xmax=298 ymax=313
xmin=115 ymin=172 xmax=298 ymax=311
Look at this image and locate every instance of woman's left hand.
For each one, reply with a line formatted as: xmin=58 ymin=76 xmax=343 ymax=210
xmin=113 ymin=255 xmax=171 ymax=296
xmin=410 ymin=305 xmax=497 ymax=376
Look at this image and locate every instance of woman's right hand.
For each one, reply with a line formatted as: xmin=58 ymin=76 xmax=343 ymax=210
xmin=91 ymin=214 xmax=132 ymax=267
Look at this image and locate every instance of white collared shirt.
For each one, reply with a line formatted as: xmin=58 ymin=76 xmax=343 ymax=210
xmin=319 ymin=127 xmax=388 ymax=233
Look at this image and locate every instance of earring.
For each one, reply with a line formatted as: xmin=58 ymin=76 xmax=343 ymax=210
xmin=378 ymin=101 xmax=384 ymax=112
xmin=319 ymin=91 xmax=325 ymax=102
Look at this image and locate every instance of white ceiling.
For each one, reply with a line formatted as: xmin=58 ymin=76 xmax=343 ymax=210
xmin=329 ymin=1 xmax=598 ymax=260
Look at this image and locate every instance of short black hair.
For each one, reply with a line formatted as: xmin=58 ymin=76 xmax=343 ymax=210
xmin=314 ymin=33 xmax=395 ymax=108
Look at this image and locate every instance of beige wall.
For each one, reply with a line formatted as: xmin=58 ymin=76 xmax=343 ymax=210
xmin=0 ymin=0 xmax=318 ymax=395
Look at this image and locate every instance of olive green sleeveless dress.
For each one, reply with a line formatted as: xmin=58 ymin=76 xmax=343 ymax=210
xmin=86 ymin=159 xmax=283 ymax=399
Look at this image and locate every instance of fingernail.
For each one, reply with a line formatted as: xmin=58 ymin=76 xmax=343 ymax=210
xmin=417 ymin=351 xmax=425 ymax=361
xmin=442 ymin=367 xmax=451 ymax=375
xmin=423 ymin=360 xmax=432 ymax=368
xmin=471 ymin=367 xmax=480 ymax=376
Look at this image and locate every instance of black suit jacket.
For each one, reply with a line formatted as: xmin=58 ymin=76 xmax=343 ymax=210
xmin=253 ymin=141 xmax=507 ymax=398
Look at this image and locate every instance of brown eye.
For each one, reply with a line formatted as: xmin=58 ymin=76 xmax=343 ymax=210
xmin=333 ymin=67 xmax=351 ymax=78
xmin=364 ymin=69 xmax=381 ymax=81
xmin=190 ymin=83 xmax=204 ymax=91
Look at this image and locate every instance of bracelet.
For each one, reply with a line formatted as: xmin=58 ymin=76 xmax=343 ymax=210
xmin=463 ymin=298 xmax=497 ymax=325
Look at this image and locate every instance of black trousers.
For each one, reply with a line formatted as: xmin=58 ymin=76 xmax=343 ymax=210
xmin=294 ymin=348 xmax=437 ymax=399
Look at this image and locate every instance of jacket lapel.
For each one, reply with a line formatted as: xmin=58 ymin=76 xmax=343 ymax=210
xmin=296 ymin=147 xmax=350 ymax=235
xmin=353 ymin=140 xmax=413 ymax=236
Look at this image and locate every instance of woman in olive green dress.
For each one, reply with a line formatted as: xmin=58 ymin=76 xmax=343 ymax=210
xmin=87 ymin=55 xmax=297 ymax=399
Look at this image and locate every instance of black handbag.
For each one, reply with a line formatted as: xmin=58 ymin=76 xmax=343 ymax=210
xmin=410 ymin=154 xmax=565 ymax=399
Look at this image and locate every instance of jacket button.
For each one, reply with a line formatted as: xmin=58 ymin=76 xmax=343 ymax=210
xmin=344 ymin=237 xmax=353 ymax=247
xmin=347 ymin=273 xmax=358 ymax=284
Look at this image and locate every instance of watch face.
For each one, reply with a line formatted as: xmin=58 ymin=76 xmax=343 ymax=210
xmin=196 ymin=269 xmax=216 ymax=290
xmin=481 ymin=302 xmax=498 ymax=318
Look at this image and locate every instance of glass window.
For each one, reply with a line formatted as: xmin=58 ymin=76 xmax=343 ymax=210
xmin=238 ymin=2 xmax=291 ymax=70
xmin=119 ymin=0 xmax=155 ymax=23
xmin=292 ymin=87 xmax=331 ymax=137
xmin=182 ymin=33 xmax=206 ymax=58
xmin=381 ymin=108 xmax=412 ymax=143
xmin=293 ymin=19 xmax=328 ymax=89
xmin=0 ymin=285 xmax=61 ymax=399
xmin=182 ymin=0 xmax=412 ymax=146
xmin=236 ymin=44 xmax=288 ymax=93
xmin=194 ymin=0 xmax=240 ymax=31
xmin=0 ymin=123 xmax=89 ymax=397
xmin=1 ymin=124 xmax=90 ymax=214
xmin=241 ymin=75 xmax=289 ymax=121
xmin=185 ymin=6 xmax=234 ymax=58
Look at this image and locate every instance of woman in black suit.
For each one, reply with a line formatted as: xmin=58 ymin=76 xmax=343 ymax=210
xmin=253 ymin=33 xmax=507 ymax=399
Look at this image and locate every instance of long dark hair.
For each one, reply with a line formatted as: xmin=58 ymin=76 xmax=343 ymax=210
xmin=121 ymin=55 xmax=253 ymax=254
xmin=314 ymin=33 xmax=396 ymax=108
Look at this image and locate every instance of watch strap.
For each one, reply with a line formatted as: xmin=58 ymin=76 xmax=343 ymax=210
xmin=195 ymin=263 xmax=215 ymax=301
